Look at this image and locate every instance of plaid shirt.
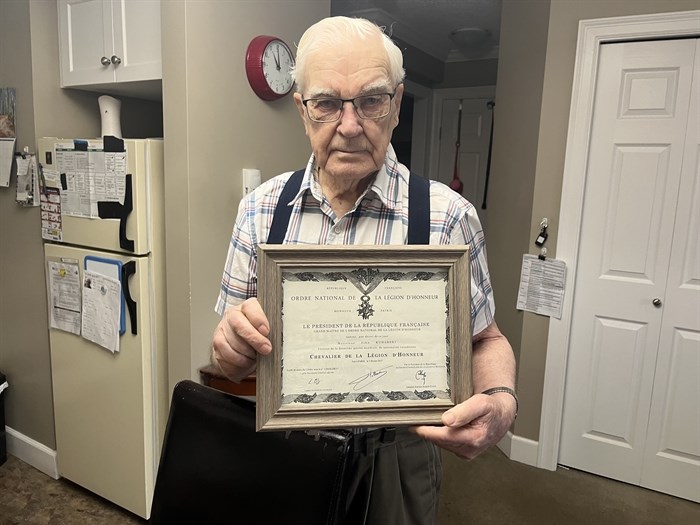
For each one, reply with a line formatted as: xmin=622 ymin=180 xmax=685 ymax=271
xmin=215 ymin=145 xmax=495 ymax=335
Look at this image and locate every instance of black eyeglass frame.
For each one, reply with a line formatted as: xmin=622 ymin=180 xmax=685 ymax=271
xmin=301 ymin=92 xmax=396 ymax=122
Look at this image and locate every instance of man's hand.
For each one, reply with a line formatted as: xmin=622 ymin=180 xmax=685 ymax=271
xmin=211 ymin=298 xmax=271 ymax=383
xmin=411 ymin=390 xmax=516 ymax=460
xmin=412 ymin=321 xmax=516 ymax=459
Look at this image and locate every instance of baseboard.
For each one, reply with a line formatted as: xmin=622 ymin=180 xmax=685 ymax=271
xmin=5 ymin=426 xmax=59 ymax=479
xmin=509 ymin=434 xmax=539 ymax=467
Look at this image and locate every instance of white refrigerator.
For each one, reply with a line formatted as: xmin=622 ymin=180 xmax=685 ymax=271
xmin=40 ymin=137 xmax=167 ymax=519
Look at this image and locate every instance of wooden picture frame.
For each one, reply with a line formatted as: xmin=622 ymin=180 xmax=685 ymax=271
xmin=256 ymin=244 xmax=471 ymax=431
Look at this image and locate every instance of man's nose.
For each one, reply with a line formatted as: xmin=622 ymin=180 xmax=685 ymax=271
xmin=337 ymin=101 xmax=362 ymax=134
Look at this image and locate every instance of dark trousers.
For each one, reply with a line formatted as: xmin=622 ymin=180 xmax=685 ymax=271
xmin=342 ymin=428 xmax=442 ymax=525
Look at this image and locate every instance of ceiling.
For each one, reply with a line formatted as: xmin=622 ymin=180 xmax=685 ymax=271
xmin=331 ymin=0 xmax=502 ymax=63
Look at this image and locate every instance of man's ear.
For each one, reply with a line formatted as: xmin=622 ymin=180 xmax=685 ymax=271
xmin=392 ymin=83 xmax=405 ymax=128
xmin=293 ymin=93 xmax=310 ymax=136
xmin=394 ymin=83 xmax=404 ymax=108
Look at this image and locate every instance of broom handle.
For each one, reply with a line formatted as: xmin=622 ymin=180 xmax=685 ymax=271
xmin=453 ymin=100 xmax=463 ymax=183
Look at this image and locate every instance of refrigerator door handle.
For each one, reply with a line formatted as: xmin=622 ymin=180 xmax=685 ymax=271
xmin=121 ymin=261 xmax=138 ymax=335
xmin=97 ymin=174 xmax=135 ymax=252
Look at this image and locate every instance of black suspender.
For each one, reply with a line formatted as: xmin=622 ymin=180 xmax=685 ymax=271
xmin=267 ymin=169 xmax=306 ymax=245
xmin=267 ymin=169 xmax=430 ymax=245
xmin=407 ymin=173 xmax=430 ymax=245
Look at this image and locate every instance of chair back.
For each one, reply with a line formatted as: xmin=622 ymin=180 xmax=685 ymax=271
xmin=149 ymin=380 xmax=352 ymax=525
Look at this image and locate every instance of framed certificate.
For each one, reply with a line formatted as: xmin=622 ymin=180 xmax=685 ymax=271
xmin=256 ymin=244 xmax=471 ymax=431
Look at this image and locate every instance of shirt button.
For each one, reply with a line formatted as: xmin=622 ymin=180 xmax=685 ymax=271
xmin=333 ymin=225 xmax=342 ymax=234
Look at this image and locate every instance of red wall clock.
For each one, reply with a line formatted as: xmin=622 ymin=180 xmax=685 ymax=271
xmin=245 ymin=35 xmax=295 ymax=101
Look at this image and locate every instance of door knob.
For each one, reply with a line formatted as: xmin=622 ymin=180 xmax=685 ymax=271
xmin=110 ymin=55 xmax=122 ymax=65
xmin=100 ymin=56 xmax=111 ymax=66
xmin=652 ymin=298 xmax=662 ymax=307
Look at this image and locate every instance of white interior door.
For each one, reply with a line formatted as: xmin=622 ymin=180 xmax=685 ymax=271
xmin=640 ymin=40 xmax=700 ymax=500
xmin=559 ymin=38 xmax=699 ymax=502
xmin=436 ymin=98 xmax=493 ymax=231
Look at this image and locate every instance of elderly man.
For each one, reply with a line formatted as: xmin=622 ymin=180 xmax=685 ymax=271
xmin=212 ymin=16 xmax=516 ymax=525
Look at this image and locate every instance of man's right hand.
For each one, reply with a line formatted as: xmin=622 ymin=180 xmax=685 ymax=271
xmin=211 ymin=298 xmax=271 ymax=383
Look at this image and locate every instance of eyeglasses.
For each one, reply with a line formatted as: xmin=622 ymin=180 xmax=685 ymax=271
xmin=302 ymin=93 xmax=395 ymax=123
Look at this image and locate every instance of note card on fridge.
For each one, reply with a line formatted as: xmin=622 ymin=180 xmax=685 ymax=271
xmin=81 ymin=270 xmax=121 ymax=353
xmin=47 ymin=260 xmax=81 ymax=335
xmin=85 ymin=256 xmax=126 ymax=335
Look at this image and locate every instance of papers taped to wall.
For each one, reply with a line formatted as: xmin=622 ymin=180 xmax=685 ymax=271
xmin=15 ymin=153 xmax=39 ymax=206
xmin=516 ymin=254 xmax=566 ymax=319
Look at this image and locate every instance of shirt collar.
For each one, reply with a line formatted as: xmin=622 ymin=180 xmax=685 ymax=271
xmin=368 ymin=143 xmax=403 ymax=211
xmin=291 ymin=144 xmax=404 ymax=211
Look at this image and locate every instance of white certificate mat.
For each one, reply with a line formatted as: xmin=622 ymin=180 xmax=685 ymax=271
xmin=281 ymin=267 xmax=450 ymax=405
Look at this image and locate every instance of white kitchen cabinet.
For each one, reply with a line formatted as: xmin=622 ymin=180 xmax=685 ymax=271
xmin=58 ymin=0 xmax=161 ymax=90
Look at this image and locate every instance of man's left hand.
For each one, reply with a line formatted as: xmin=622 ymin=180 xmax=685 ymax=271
xmin=411 ymin=390 xmax=516 ymax=460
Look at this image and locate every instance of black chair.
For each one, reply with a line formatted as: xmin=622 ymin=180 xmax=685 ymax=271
xmin=149 ymin=380 xmax=353 ymax=525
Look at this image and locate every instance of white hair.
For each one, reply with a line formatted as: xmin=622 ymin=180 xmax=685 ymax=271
xmin=291 ymin=16 xmax=405 ymax=94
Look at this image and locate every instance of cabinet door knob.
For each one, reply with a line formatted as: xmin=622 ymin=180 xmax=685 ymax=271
xmin=101 ymin=56 xmax=111 ymax=66
xmin=111 ymin=55 xmax=122 ymax=65
xmin=652 ymin=298 xmax=662 ymax=307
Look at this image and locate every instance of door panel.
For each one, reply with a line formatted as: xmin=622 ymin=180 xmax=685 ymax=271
xmin=559 ymin=38 xmax=699 ymax=501
xmin=640 ymin=40 xmax=700 ymax=501
xmin=59 ymin=0 xmax=114 ymax=85
xmin=601 ymin=144 xmax=670 ymax=280
xmin=112 ymin=0 xmax=162 ymax=82
xmin=583 ymin=317 xmax=647 ymax=447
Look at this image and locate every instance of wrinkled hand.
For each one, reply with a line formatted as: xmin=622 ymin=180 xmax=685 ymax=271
xmin=411 ymin=392 xmax=516 ymax=460
xmin=211 ymin=298 xmax=271 ymax=383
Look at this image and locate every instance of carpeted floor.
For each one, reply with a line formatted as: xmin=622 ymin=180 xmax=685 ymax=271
xmin=0 ymin=447 xmax=698 ymax=524
xmin=439 ymin=447 xmax=699 ymax=524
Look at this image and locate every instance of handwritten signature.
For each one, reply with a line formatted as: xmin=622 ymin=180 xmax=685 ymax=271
xmin=415 ymin=369 xmax=427 ymax=385
xmin=349 ymin=365 xmax=393 ymax=391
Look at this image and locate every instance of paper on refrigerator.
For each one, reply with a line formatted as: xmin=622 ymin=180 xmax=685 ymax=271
xmin=81 ymin=270 xmax=121 ymax=353
xmin=47 ymin=261 xmax=81 ymax=335
xmin=54 ymin=141 xmax=127 ymax=218
xmin=41 ymin=185 xmax=62 ymax=241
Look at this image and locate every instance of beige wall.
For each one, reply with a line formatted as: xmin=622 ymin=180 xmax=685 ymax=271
xmin=492 ymin=0 xmax=700 ymax=441
xmin=0 ymin=0 xmax=52 ymax=448
xmin=0 ymin=0 xmax=161 ymax=449
xmin=0 ymin=0 xmax=100 ymax=449
xmin=487 ymin=0 xmax=552 ymax=395
xmin=162 ymin=0 xmax=330 ymax=392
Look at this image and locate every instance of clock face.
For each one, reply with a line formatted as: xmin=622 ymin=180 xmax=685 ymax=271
xmin=262 ymin=40 xmax=295 ymax=95
xmin=246 ymin=35 xmax=296 ymax=101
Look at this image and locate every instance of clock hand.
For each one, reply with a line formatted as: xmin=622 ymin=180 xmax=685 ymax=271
xmin=275 ymin=47 xmax=281 ymax=71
